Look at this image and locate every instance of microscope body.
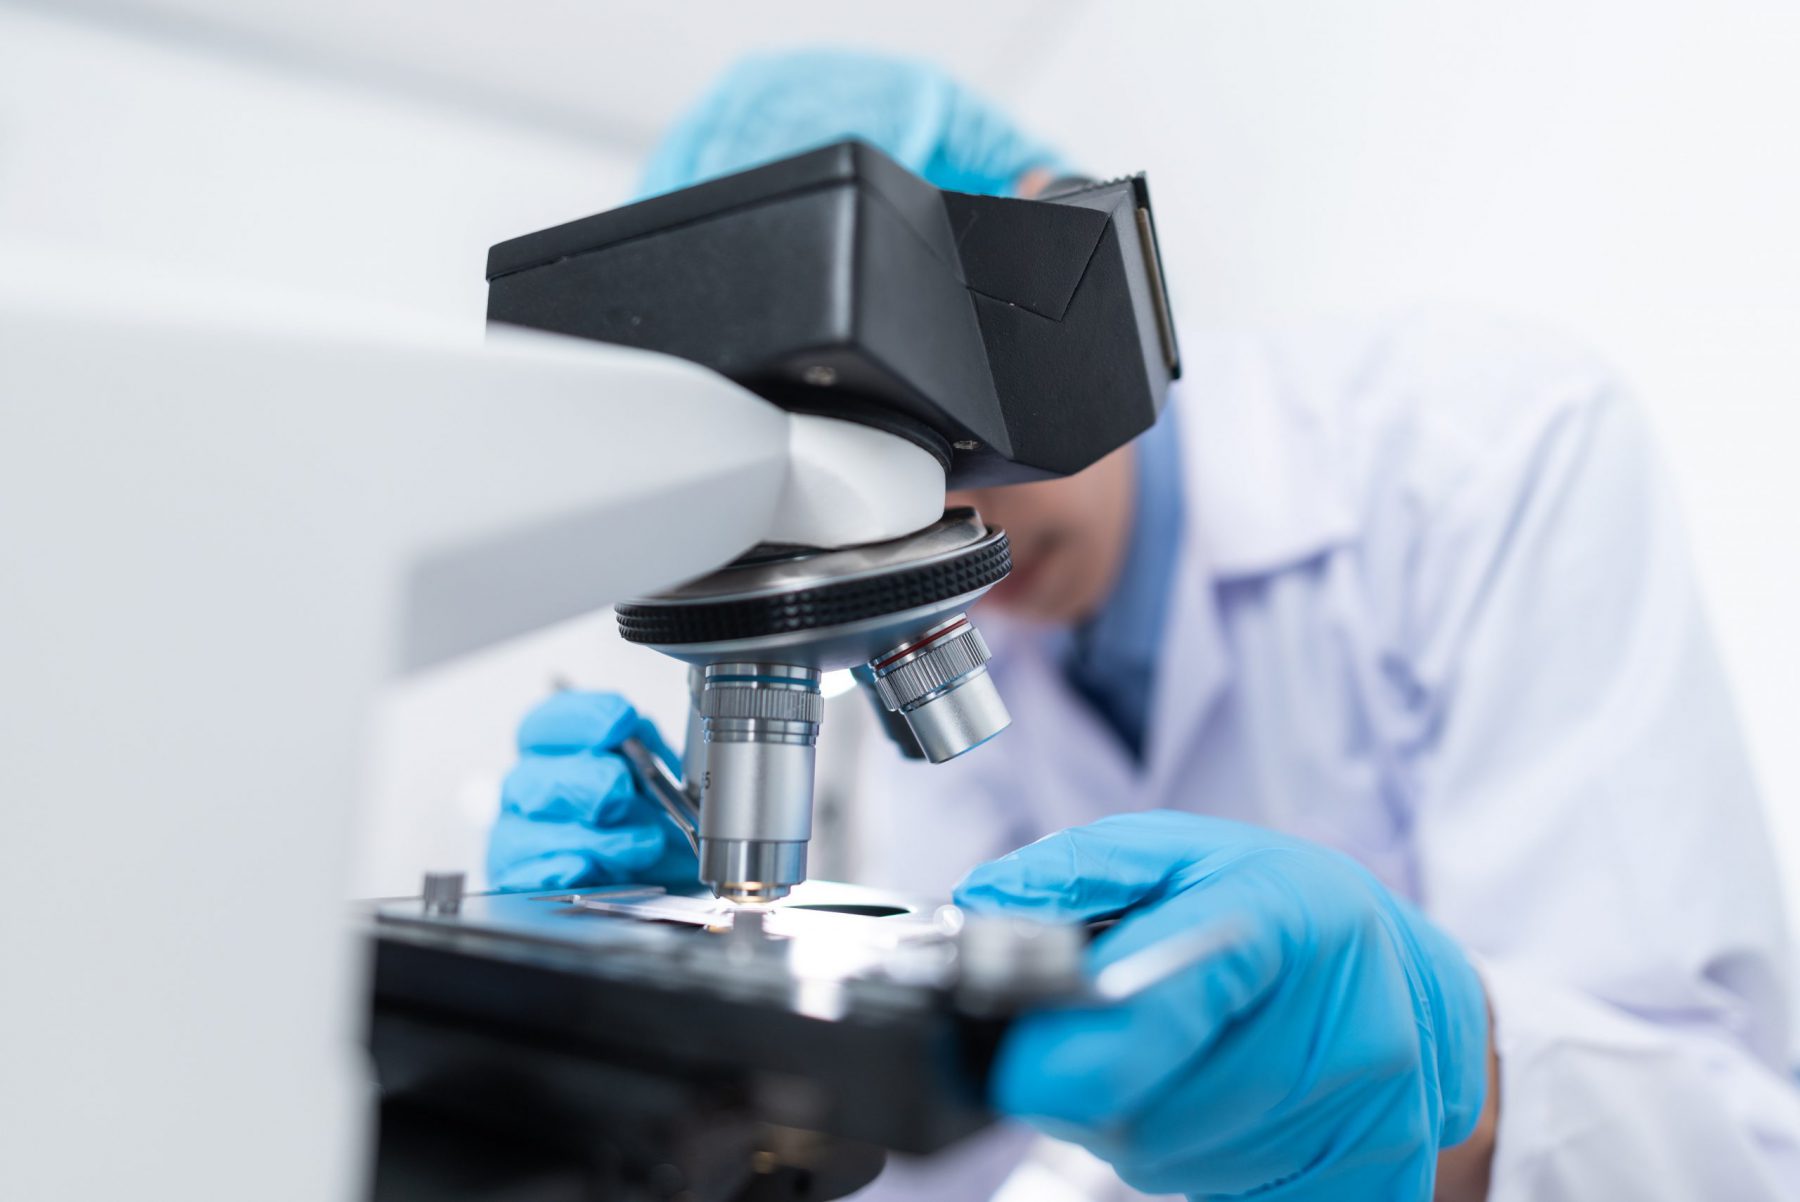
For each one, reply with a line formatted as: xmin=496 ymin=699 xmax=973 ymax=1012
xmin=488 ymin=140 xmax=1180 ymax=902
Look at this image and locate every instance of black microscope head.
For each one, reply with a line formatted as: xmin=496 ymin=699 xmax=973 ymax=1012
xmin=486 ymin=140 xmax=1179 ymax=489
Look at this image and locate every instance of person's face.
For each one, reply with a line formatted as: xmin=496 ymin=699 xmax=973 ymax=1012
xmin=947 ymin=444 xmax=1136 ymax=625
xmin=942 ymin=165 xmax=1140 ymax=626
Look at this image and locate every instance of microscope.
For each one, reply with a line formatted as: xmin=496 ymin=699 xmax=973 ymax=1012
xmin=487 ymin=139 xmax=1181 ymax=905
xmin=365 ymin=141 xmax=1181 ymax=1201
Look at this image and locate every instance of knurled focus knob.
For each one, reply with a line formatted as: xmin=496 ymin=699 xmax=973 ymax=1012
xmin=866 ymin=615 xmax=1011 ymax=763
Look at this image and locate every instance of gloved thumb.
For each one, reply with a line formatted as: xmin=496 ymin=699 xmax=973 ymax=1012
xmin=954 ymin=811 xmax=1206 ymax=923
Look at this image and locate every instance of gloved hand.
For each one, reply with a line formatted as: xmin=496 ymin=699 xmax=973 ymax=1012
xmin=485 ymin=691 xmax=698 ymax=892
xmin=955 ymin=812 xmax=1490 ymax=1200
xmin=640 ymin=48 xmax=1065 ymax=199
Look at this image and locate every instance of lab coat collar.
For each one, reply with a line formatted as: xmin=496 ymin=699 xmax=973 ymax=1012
xmin=1060 ymin=401 xmax=1186 ymax=754
xmin=977 ymin=335 xmax=1359 ymax=797
xmin=980 ymin=484 xmax=1229 ymax=802
xmin=1138 ymin=339 xmax=1361 ymax=791
xmin=1177 ymin=332 xmax=1360 ymax=579
xmin=1139 ymin=415 xmax=1232 ymax=795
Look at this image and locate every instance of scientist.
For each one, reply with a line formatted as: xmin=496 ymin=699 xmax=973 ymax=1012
xmin=487 ymin=50 xmax=1800 ymax=1202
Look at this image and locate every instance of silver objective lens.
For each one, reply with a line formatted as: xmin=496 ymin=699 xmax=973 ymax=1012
xmin=698 ymin=662 xmax=821 ymax=904
xmin=867 ymin=614 xmax=1010 ymax=763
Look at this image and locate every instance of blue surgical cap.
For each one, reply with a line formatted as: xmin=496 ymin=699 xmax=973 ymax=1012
xmin=639 ymin=48 xmax=1065 ymax=199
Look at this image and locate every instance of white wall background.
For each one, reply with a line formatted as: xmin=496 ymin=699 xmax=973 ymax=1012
xmin=4 ymin=1 xmax=1795 ymax=914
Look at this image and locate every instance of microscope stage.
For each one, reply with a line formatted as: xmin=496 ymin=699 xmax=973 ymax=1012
xmin=365 ymin=880 xmax=1022 ymax=1179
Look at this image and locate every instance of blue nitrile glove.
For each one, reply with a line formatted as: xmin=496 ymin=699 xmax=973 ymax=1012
xmin=639 ymin=48 xmax=1065 ymax=199
xmin=955 ymin=812 xmax=1489 ymax=1201
xmin=486 ymin=691 xmax=699 ymax=892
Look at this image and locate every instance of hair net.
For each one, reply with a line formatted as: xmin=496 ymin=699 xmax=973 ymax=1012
xmin=638 ymin=48 xmax=1064 ymax=199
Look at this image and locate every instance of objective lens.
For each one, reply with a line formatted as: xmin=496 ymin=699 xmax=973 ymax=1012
xmin=696 ymin=662 xmax=821 ymax=903
xmin=867 ymin=615 xmax=1011 ymax=763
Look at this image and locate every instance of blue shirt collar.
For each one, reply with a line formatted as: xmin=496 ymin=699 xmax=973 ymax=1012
xmin=1078 ymin=400 xmax=1185 ymax=671
xmin=1050 ymin=401 xmax=1186 ymax=757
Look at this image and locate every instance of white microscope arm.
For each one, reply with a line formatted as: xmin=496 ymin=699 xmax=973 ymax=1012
xmin=397 ymin=330 xmax=945 ymax=670
xmin=0 ymin=280 xmax=941 ymax=1202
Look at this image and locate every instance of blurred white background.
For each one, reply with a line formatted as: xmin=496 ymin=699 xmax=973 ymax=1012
xmin=4 ymin=0 xmax=1795 ymax=912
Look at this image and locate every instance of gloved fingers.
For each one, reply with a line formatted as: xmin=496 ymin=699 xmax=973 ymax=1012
xmin=1119 ymin=1050 xmax=1434 ymax=1201
xmin=954 ymin=824 xmax=1172 ymax=923
xmin=630 ymin=713 xmax=683 ymax=777
xmin=989 ymin=862 xmax=1298 ymax=1128
xmin=486 ymin=810 xmax=671 ymax=892
xmin=991 ymin=954 xmax=1276 ymax=1129
xmin=1101 ymin=1005 xmax=1323 ymax=1195
xmin=953 ymin=810 xmax=1256 ymax=923
xmin=993 ymin=963 xmax=1365 ymax=1199
xmin=1116 ymin=1022 xmax=1411 ymax=1202
xmin=515 ymin=690 xmax=641 ymax=755
xmin=514 ymin=690 xmax=681 ymax=779
xmin=632 ymin=818 xmax=705 ymax=890
xmin=499 ymin=751 xmax=643 ymax=826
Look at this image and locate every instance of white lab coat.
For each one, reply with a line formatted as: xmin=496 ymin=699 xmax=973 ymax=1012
xmin=850 ymin=310 xmax=1800 ymax=1201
